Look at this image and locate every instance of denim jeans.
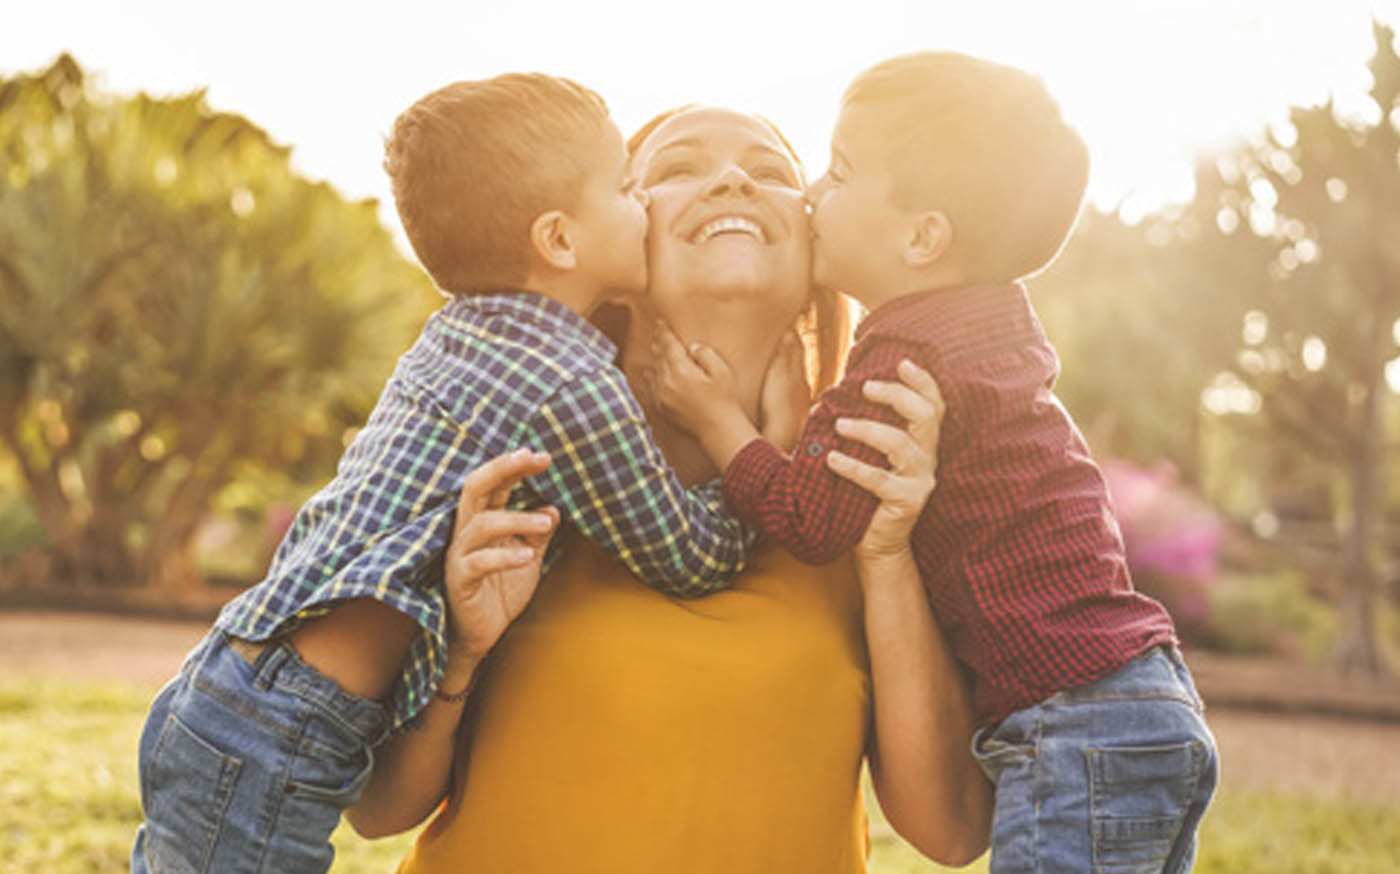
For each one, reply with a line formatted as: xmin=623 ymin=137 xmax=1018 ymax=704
xmin=972 ymin=646 xmax=1219 ymax=874
xmin=131 ymin=630 xmax=390 ymax=874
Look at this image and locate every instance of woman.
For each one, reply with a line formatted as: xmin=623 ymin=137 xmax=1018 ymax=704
xmin=349 ymin=106 xmax=992 ymax=871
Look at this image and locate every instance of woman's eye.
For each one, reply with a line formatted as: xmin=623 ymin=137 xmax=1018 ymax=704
xmin=653 ymin=163 xmax=695 ymax=182
xmin=752 ymin=166 xmax=796 ymax=186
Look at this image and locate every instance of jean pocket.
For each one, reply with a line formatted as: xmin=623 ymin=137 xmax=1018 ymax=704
xmin=971 ymin=724 xmax=1036 ymax=784
xmin=260 ymin=718 xmax=373 ymax=872
xmin=142 ymin=714 xmax=243 ymax=874
xmin=1088 ymin=741 xmax=1206 ymax=874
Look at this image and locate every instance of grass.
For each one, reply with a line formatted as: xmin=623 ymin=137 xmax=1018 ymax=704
xmin=3 ymin=676 xmax=1398 ymax=874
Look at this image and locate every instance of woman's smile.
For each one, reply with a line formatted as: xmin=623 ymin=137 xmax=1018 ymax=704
xmin=689 ymin=213 xmax=769 ymax=244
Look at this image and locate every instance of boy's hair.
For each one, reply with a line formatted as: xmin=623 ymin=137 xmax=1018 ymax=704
xmin=844 ymin=52 xmax=1089 ymax=282
xmin=385 ymin=73 xmax=612 ymax=294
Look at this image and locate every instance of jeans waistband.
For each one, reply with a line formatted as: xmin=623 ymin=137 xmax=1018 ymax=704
xmin=194 ymin=631 xmax=390 ymax=748
xmin=1049 ymin=645 xmax=1203 ymax=711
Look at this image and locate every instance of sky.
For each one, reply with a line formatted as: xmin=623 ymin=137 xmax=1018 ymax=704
xmin=6 ymin=0 xmax=1399 ymax=234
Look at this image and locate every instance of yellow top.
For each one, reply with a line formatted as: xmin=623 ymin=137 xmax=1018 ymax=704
xmin=397 ymin=539 xmax=871 ymax=874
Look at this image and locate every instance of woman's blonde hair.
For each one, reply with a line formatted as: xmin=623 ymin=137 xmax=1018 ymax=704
xmin=627 ymin=106 xmax=851 ymax=397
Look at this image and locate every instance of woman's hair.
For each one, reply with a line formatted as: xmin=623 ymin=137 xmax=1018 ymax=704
xmin=626 ymin=106 xmax=851 ymax=396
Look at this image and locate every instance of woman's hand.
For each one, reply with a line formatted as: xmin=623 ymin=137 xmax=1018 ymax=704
xmin=758 ymin=329 xmax=810 ymax=453
xmin=825 ymin=359 xmax=946 ymax=561
xmin=829 ymin=361 xmax=992 ymax=864
xmin=346 ymin=448 xmax=560 ymax=840
xmin=445 ymin=448 xmax=560 ymax=661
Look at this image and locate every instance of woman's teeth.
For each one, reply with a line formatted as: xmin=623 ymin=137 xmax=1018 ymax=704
xmin=693 ymin=216 xmax=766 ymax=243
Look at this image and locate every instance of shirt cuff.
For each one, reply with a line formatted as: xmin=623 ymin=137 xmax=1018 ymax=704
xmin=722 ymin=437 xmax=789 ymax=521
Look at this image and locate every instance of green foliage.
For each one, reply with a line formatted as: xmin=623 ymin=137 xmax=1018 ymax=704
xmin=1202 ymin=570 xmax=1338 ymax=657
xmin=1198 ymin=791 xmax=1400 ymax=874
xmin=1035 ymin=208 xmax=1217 ymax=471
xmin=0 ymin=675 xmax=984 ymax=873
xmin=0 ymin=55 xmax=440 ymax=588
xmin=6 ymin=674 xmax=1400 ymax=874
xmin=1037 ymin=22 xmax=1400 ymax=671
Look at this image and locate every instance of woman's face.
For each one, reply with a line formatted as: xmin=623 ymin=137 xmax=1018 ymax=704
xmin=629 ymin=108 xmax=811 ymax=324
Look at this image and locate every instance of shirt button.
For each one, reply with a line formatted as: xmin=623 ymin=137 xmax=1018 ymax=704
xmin=806 ymin=442 xmax=824 ymax=457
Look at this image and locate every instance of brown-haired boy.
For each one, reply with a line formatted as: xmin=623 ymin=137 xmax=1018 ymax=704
xmin=654 ymin=52 xmax=1218 ymax=872
xmin=133 ymin=74 xmax=753 ymax=874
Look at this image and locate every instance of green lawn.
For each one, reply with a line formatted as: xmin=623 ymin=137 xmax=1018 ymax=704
xmin=3 ymin=676 xmax=1396 ymax=873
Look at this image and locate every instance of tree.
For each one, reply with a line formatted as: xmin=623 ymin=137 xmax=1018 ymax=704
xmin=1178 ymin=22 xmax=1400 ymax=674
xmin=1034 ymin=21 xmax=1400 ymax=674
xmin=1044 ymin=23 xmax=1400 ymax=673
xmin=0 ymin=55 xmax=440 ymax=588
xmin=1034 ymin=207 xmax=1223 ymax=475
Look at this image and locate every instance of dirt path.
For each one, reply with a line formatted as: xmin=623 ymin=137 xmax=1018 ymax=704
xmin=4 ymin=609 xmax=1399 ymax=805
xmin=1 ymin=609 xmax=207 ymax=689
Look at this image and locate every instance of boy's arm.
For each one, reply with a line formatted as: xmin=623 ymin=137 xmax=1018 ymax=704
xmin=649 ymin=326 xmax=929 ymax=565
xmin=517 ymin=366 xmax=751 ymax=597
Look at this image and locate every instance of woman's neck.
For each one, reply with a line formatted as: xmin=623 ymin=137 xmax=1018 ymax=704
xmin=622 ymin=296 xmax=788 ymax=486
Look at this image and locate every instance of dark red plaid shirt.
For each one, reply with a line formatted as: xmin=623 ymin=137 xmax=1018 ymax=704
xmin=724 ymin=282 xmax=1176 ymax=724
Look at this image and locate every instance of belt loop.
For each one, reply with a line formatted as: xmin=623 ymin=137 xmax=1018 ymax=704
xmin=250 ymin=638 xmax=289 ymax=692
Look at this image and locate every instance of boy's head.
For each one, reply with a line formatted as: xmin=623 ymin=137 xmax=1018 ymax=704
xmin=806 ymin=51 xmax=1089 ymax=304
xmin=385 ymin=73 xmax=647 ymax=299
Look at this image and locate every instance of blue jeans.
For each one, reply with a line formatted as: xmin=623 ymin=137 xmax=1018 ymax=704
xmin=131 ymin=631 xmax=390 ymax=874
xmin=972 ymin=646 xmax=1218 ymax=874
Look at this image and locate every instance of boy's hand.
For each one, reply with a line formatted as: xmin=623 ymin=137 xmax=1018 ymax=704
xmin=647 ymin=321 xmax=758 ymax=469
xmin=445 ymin=449 xmax=559 ymax=660
xmin=758 ymin=330 xmax=811 ymax=453
xmin=825 ymin=360 xmax=946 ymax=561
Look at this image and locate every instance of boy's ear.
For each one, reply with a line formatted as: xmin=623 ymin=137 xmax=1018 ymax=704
xmin=529 ymin=210 xmax=578 ymax=271
xmin=902 ymin=210 xmax=953 ymax=268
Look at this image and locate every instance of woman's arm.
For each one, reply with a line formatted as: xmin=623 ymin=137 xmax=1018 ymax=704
xmin=827 ymin=362 xmax=994 ymax=866
xmin=346 ymin=449 xmax=559 ymax=838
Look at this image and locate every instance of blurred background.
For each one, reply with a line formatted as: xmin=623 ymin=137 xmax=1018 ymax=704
xmin=2 ymin=1 xmax=1399 ymax=872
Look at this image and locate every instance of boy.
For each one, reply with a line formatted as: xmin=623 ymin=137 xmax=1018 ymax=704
xmin=653 ymin=52 xmax=1218 ymax=873
xmin=132 ymin=74 xmax=753 ymax=874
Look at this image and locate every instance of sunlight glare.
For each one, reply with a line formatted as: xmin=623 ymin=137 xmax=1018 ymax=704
xmin=1242 ymin=310 xmax=1268 ymax=346
xmin=1387 ymin=357 xmax=1400 ymax=393
xmin=1301 ymin=336 xmax=1327 ymax=372
xmin=1202 ymin=371 xmax=1262 ymax=416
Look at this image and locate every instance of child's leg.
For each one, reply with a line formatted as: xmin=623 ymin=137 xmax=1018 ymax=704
xmin=130 ymin=630 xmax=390 ymax=874
xmin=972 ymin=646 xmax=1219 ymax=874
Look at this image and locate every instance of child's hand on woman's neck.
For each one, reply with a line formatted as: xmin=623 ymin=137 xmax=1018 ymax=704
xmin=621 ymin=296 xmax=790 ymax=486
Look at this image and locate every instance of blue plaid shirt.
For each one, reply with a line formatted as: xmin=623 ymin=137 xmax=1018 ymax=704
xmin=216 ymin=291 xmax=752 ymax=728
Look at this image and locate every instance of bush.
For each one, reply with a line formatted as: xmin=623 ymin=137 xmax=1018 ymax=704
xmin=1200 ymin=569 xmax=1337 ymax=658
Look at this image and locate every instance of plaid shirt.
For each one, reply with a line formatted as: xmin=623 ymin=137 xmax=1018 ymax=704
xmin=725 ymin=283 xmax=1175 ymax=724
xmin=218 ymin=291 xmax=751 ymax=729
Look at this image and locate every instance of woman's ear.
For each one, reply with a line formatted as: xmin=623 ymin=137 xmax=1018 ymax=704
xmin=902 ymin=210 xmax=953 ymax=268
xmin=529 ymin=210 xmax=578 ymax=271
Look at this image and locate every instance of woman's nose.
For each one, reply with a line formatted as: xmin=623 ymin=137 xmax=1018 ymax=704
xmin=706 ymin=165 xmax=756 ymax=198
